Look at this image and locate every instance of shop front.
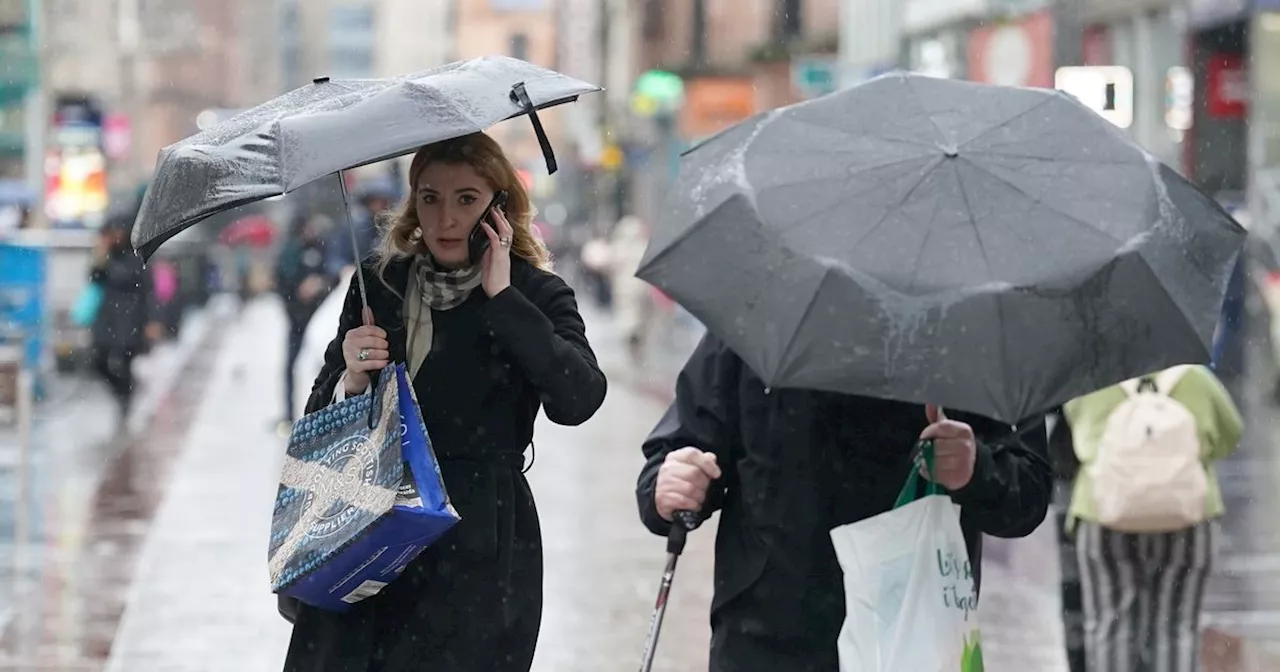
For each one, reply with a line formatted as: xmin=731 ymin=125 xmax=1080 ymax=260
xmin=1074 ymin=0 xmax=1187 ymax=169
xmin=900 ymin=0 xmax=983 ymax=79
xmin=966 ymin=9 xmax=1055 ymax=88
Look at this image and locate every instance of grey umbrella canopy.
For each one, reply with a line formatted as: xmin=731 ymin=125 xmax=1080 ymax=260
xmin=132 ymin=56 xmax=600 ymax=259
xmin=637 ymin=72 xmax=1245 ymax=424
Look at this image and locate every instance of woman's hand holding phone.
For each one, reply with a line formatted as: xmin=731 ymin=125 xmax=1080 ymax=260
xmin=480 ymin=206 xmax=514 ymax=298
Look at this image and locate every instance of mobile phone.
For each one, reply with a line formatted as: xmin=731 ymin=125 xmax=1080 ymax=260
xmin=468 ymin=190 xmax=509 ymax=266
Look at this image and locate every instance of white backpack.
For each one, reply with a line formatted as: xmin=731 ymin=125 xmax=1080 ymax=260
xmin=1087 ymin=365 xmax=1208 ymax=533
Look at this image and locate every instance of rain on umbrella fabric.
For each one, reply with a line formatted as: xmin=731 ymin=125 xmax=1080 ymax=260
xmin=131 ymin=56 xmax=600 ymax=259
xmin=637 ymin=73 xmax=1245 ymax=424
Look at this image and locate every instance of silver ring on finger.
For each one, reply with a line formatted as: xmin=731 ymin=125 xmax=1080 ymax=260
xmin=358 ymin=348 xmax=370 ymax=362
xmin=499 ymin=236 xmax=512 ymax=248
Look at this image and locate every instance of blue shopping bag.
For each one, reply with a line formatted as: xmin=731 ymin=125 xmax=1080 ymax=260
xmin=71 ymin=282 xmax=103 ymax=328
xmin=268 ymin=363 xmax=460 ymax=612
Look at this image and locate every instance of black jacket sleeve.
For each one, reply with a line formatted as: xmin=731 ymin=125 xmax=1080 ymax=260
xmin=949 ymin=410 xmax=1053 ymax=539
xmin=304 ymin=274 xmax=363 ymax=415
xmin=636 ymin=334 xmax=741 ymax=536
xmin=482 ymin=271 xmax=606 ymax=426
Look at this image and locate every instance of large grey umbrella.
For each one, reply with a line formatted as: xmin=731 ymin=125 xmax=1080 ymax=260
xmin=637 ymin=72 xmax=1245 ymax=424
xmin=131 ymin=56 xmax=599 ymax=260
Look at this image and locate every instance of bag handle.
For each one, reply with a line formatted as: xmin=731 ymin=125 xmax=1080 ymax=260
xmin=893 ymin=439 xmax=942 ymax=509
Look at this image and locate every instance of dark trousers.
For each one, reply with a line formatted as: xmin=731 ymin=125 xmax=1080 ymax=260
xmin=1057 ymin=507 xmax=1087 ymax=672
xmin=1077 ymin=521 xmax=1214 ymax=672
xmin=284 ymin=318 xmax=307 ymax=422
xmin=93 ymin=347 xmax=136 ymax=419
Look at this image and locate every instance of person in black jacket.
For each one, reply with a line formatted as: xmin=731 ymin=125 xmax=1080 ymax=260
xmin=275 ymin=212 xmax=334 ymax=430
xmin=636 ymin=335 xmax=1052 ymax=671
xmin=282 ymin=132 xmax=607 ymax=672
xmin=88 ymin=214 xmax=158 ymax=428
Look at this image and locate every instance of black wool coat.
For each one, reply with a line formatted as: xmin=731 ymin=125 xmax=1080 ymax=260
xmin=284 ymin=255 xmax=606 ymax=672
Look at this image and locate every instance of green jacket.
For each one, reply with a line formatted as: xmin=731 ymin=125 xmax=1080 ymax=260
xmin=1063 ymin=365 xmax=1243 ymax=531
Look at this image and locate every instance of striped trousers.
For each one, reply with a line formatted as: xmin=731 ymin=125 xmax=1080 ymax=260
xmin=1076 ymin=521 xmax=1214 ymax=672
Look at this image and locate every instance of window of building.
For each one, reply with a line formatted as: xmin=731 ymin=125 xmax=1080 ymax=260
xmin=330 ymin=46 xmax=374 ymax=79
xmin=775 ymin=0 xmax=802 ymax=40
xmin=330 ymin=3 xmax=375 ymax=31
xmin=491 ymin=0 xmax=545 ymax=10
xmin=509 ymin=32 xmax=529 ymax=61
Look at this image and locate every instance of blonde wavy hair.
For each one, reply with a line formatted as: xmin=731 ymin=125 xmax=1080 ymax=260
xmin=372 ymin=132 xmax=551 ymax=280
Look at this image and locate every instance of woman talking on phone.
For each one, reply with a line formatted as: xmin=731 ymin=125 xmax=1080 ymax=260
xmin=284 ymin=132 xmax=607 ymax=672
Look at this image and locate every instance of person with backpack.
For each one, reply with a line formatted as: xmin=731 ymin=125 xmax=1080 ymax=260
xmin=1063 ymin=364 xmax=1242 ymax=672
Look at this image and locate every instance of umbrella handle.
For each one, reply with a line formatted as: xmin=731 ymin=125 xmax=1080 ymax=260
xmin=337 ymin=169 xmax=373 ymax=323
xmin=667 ymin=510 xmax=700 ymax=555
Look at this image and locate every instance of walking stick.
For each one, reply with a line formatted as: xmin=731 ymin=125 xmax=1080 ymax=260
xmin=639 ymin=510 xmax=699 ymax=672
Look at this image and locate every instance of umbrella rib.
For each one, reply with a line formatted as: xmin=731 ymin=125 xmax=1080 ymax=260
xmin=756 ymin=154 xmax=937 ymax=195
xmin=963 ymin=149 xmax=1139 ymax=166
xmin=957 ymin=97 xmax=1056 ymax=151
xmin=948 ymin=159 xmax=1011 ymax=409
xmin=903 ymin=76 xmax=952 ymax=146
xmin=843 ymin=156 xmax=947 ymax=250
xmin=777 ymin=156 xmax=943 ymax=241
xmin=778 ymin=114 xmax=939 ymax=152
xmin=958 ymin=157 xmax=1127 ymax=248
xmin=902 ymin=187 xmax=948 ymax=295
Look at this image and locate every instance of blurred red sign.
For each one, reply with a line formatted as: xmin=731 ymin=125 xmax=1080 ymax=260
xmin=1206 ymin=53 xmax=1247 ymax=119
xmin=967 ymin=10 xmax=1055 ymax=88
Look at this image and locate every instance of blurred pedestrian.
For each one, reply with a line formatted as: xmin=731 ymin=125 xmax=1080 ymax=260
xmin=1062 ymin=365 xmax=1242 ymax=672
xmin=635 ymin=334 xmax=1053 ymax=670
xmin=326 ymin=178 xmax=394 ymax=276
xmin=282 ymin=132 xmax=607 ymax=672
xmin=88 ymin=214 xmax=161 ymax=429
xmin=275 ymin=212 xmax=335 ymax=432
xmin=606 ymin=215 xmax=653 ymax=364
xmin=1047 ymin=407 xmax=1086 ymax=672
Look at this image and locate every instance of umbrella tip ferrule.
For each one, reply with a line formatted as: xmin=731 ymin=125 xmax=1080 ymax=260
xmin=313 ymin=76 xmax=330 ymax=85
xmin=939 ymin=144 xmax=959 ymax=159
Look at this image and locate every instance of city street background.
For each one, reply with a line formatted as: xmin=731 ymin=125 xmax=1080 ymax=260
xmin=1 ymin=0 xmax=1279 ymax=670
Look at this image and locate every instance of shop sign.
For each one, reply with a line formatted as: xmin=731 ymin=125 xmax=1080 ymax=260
xmin=967 ymin=10 xmax=1054 ymax=87
xmin=679 ymin=77 xmax=755 ymax=140
xmin=792 ymin=57 xmax=838 ymax=99
xmin=1206 ymin=53 xmax=1248 ymax=118
xmin=1054 ymin=65 xmax=1134 ymax=128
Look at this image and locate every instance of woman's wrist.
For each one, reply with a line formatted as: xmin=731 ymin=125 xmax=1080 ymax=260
xmin=341 ymin=370 xmax=370 ymax=396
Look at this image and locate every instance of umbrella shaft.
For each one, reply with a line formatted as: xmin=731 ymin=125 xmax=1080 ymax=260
xmin=639 ymin=553 xmax=681 ymax=672
xmin=338 ymin=170 xmax=372 ymax=323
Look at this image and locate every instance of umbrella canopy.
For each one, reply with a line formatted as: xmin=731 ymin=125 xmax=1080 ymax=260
xmin=132 ymin=56 xmax=600 ymax=260
xmin=637 ymin=72 xmax=1245 ymax=424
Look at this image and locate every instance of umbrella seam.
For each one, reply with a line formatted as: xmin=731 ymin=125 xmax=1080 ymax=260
xmin=957 ymin=157 xmax=1128 ymax=250
xmin=948 ymin=159 xmax=1012 ymax=419
xmin=838 ymin=156 xmax=947 ymax=251
xmin=956 ymin=96 xmax=1057 ymax=151
xmin=773 ymin=113 xmax=938 ymax=153
xmin=775 ymin=262 xmax=834 ymax=383
xmin=961 ymin=150 xmax=1138 ymax=166
xmin=902 ymin=75 xmax=952 ymax=147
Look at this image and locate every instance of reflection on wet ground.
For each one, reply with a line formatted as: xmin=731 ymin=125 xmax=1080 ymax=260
xmin=3 ymin=293 xmax=1280 ymax=670
xmin=0 ymin=309 xmax=225 ymax=670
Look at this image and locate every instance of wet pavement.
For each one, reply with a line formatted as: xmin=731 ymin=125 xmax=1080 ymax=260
xmin=3 ymin=287 xmax=1280 ymax=670
xmin=0 ymin=301 xmax=227 ymax=670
